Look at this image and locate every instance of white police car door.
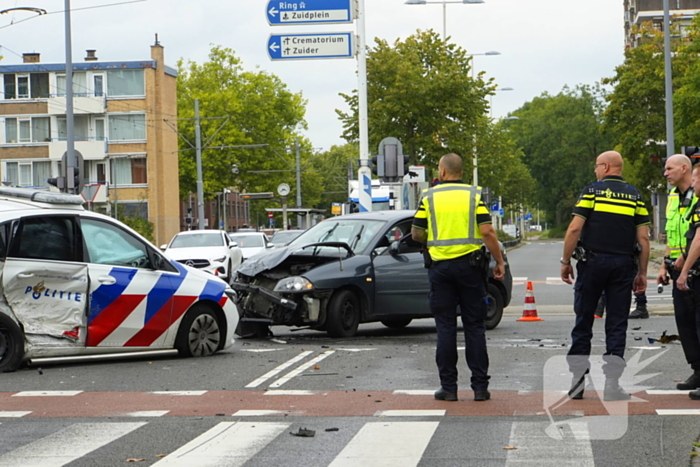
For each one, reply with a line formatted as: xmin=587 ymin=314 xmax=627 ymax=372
xmin=79 ymin=217 xmax=180 ymax=349
xmin=2 ymin=215 xmax=89 ymax=343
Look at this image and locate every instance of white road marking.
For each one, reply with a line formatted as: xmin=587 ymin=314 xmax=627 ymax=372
xmin=264 ymin=390 xmax=319 ymax=395
xmin=12 ymin=391 xmax=83 ymax=397
xmin=123 ymin=410 xmax=170 ymax=417
xmin=0 ymin=411 xmax=31 ymax=417
xmin=269 ymin=350 xmax=336 ymax=388
xmin=656 ymin=409 xmax=700 ymax=415
xmin=152 ymin=421 xmax=288 ymax=466
xmin=0 ymin=422 xmax=145 ymax=467
xmin=375 ymin=410 xmax=446 ymax=417
xmin=241 ymin=349 xmax=280 ymax=353
xmin=335 ymin=348 xmax=377 ymax=352
xmin=392 ymin=390 xmax=435 ymax=396
xmin=513 ymin=277 xmax=529 ymax=281
xmin=646 ymin=390 xmax=690 ymax=395
xmin=232 ymin=410 xmax=299 ymax=416
xmin=245 ymin=350 xmax=314 ymax=388
xmin=505 ymin=421 xmax=594 ymax=466
xmin=328 ymin=421 xmax=439 ymax=467
xmin=151 ymin=391 xmax=207 ymax=396
xmin=629 ymin=347 xmax=664 ymax=350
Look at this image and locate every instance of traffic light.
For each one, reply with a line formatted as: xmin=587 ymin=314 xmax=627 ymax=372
xmin=47 ymin=176 xmax=66 ymax=190
xmin=370 ymin=154 xmax=384 ymax=177
xmin=398 ymin=154 xmax=410 ymax=179
xmin=377 ymin=137 xmax=405 ymax=183
xmin=683 ymin=146 xmax=700 ymax=165
xmin=240 ymin=192 xmax=274 ymax=200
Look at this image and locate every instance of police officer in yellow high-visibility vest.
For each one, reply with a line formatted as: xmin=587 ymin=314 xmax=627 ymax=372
xmin=658 ymin=154 xmax=700 ymax=391
xmin=412 ymin=153 xmax=505 ymax=402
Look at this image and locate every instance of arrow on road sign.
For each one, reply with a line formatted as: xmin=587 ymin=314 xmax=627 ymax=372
xmin=269 ymin=41 xmax=280 ymax=53
xmin=268 ymin=6 xmax=278 ymax=17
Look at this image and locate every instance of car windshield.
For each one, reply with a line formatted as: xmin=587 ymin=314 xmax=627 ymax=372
xmin=271 ymin=231 xmax=301 ymax=244
xmin=229 ymin=234 xmax=264 ymax=248
xmin=169 ymin=233 xmax=223 ymax=248
xmin=289 ymin=219 xmax=385 ymax=253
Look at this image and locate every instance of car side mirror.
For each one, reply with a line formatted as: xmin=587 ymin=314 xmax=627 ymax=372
xmin=389 ymin=240 xmax=401 ymax=255
xmin=267 ymin=243 xmax=275 ymax=248
xmin=159 ymin=244 xmax=167 ymax=251
xmin=229 ymin=242 xmax=238 ymax=248
xmin=152 ymin=254 xmax=166 ymax=270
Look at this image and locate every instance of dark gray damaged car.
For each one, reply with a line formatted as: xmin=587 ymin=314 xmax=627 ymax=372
xmin=231 ymin=210 xmax=512 ymax=338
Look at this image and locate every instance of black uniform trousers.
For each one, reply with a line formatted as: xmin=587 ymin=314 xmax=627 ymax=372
xmin=568 ymin=253 xmax=636 ymax=378
xmin=428 ymin=255 xmax=490 ymax=392
xmin=671 ymin=269 xmax=700 ymax=371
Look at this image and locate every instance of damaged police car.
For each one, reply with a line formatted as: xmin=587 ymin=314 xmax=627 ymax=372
xmin=0 ymin=188 xmax=239 ymax=372
xmin=232 ymin=210 xmax=512 ymax=338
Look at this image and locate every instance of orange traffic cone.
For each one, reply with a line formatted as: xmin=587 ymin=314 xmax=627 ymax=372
xmin=517 ymin=281 xmax=543 ymax=322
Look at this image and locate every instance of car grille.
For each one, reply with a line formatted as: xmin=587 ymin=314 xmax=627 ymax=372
xmin=177 ymin=259 xmax=211 ymax=269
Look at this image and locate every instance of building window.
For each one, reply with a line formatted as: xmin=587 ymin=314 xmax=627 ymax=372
xmin=108 ymin=114 xmax=146 ymax=141
xmin=4 ymin=117 xmax=50 ymax=143
xmin=2 ymin=73 xmax=50 ymax=99
xmin=113 ymin=157 xmax=147 ymax=185
xmin=56 ymin=72 xmax=87 ymax=97
xmin=4 ymin=160 xmax=51 ymax=187
xmin=106 ymin=70 xmax=145 ymax=97
xmin=57 ymin=115 xmax=89 ymax=141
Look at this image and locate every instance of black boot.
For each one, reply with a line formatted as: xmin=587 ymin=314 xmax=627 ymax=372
xmin=677 ymin=371 xmax=700 ymax=390
xmin=568 ymin=371 xmax=588 ymax=399
xmin=604 ymin=378 xmax=631 ymax=401
xmin=629 ymin=303 xmax=649 ymax=319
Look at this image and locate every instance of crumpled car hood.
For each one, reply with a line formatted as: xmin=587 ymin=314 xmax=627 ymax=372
xmin=236 ymin=242 xmax=353 ymax=277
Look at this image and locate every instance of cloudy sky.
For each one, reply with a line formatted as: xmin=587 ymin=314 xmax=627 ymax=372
xmin=1 ymin=0 xmax=624 ymax=152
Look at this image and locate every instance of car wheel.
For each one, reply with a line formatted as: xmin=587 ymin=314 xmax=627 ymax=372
xmin=0 ymin=314 xmax=24 ymax=373
xmin=175 ymin=305 xmax=221 ymax=358
xmin=326 ymin=289 xmax=360 ymax=338
xmin=485 ymin=283 xmax=504 ymax=330
xmin=380 ymin=318 xmax=412 ymax=329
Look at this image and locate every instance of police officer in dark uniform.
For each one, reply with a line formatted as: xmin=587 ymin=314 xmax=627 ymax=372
xmin=412 ymin=153 xmax=505 ymax=402
xmin=676 ymin=162 xmax=700 ymax=400
xmin=560 ymin=151 xmax=650 ymax=401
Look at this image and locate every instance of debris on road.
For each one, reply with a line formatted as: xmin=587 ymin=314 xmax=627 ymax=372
xmin=325 ymin=427 xmax=339 ymax=432
xmin=291 ymin=427 xmax=316 ymax=437
xmin=648 ymin=331 xmax=681 ymax=344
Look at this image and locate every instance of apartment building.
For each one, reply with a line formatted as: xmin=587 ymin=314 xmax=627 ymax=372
xmin=624 ymin=0 xmax=700 ymax=48
xmin=0 ymin=42 xmax=180 ymax=245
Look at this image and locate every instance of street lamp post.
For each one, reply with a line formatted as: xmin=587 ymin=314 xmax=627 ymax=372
xmin=490 ymin=87 xmax=514 ymax=118
xmin=404 ymin=0 xmax=485 ymax=41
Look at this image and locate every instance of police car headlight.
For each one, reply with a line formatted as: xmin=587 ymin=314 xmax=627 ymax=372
xmin=211 ymin=256 xmax=226 ymax=263
xmin=274 ymin=276 xmax=314 ymax=292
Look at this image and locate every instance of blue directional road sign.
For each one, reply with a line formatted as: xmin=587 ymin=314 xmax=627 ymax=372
xmin=266 ymin=0 xmax=355 ymax=26
xmin=268 ymin=32 xmax=354 ymax=61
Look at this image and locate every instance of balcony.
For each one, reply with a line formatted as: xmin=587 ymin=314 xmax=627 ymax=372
xmin=48 ymin=137 xmax=107 ymax=161
xmin=47 ymin=93 xmax=106 ymax=115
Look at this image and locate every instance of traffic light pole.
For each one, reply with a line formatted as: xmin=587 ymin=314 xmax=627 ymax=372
xmin=356 ymin=0 xmax=372 ymax=212
xmin=195 ymin=99 xmax=205 ymax=230
xmin=663 ymin=0 xmax=675 ymax=159
xmin=64 ymin=0 xmax=77 ymax=194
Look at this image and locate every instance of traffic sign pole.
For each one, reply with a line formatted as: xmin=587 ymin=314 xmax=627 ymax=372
xmin=357 ymin=0 xmax=371 ymax=212
xmin=266 ymin=0 xmax=354 ymax=25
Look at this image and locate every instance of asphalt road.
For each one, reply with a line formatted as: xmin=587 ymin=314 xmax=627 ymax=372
xmin=0 ymin=240 xmax=697 ymax=466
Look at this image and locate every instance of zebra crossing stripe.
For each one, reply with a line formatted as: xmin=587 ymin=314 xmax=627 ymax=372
xmin=0 ymin=411 xmax=31 ymax=417
xmin=375 ymin=410 xmax=446 ymax=417
xmin=0 ymin=422 xmax=146 ymax=467
xmin=505 ymin=421 xmax=594 ymax=466
xmin=150 ymin=391 xmax=207 ymax=396
xmin=328 ymin=421 xmax=439 ymax=467
xmin=245 ymin=350 xmax=314 ymax=388
xmin=151 ymin=422 xmax=288 ymax=466
xmin=269 ymin=350 xmax=336 ymax=388
xmin=124 ymin=411 xmax=170 ymax=417
xmin=656 ymin=409 xmax=700 ymax=415
xmin=12 ymin=391 xmax=83 ymax=397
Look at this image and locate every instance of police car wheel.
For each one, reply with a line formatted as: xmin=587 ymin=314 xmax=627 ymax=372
xmin=326 ymin=289 xmax=360 ymax=338
xmin=175 ymin=306 xmax=221 ymax=358
xmin=0 ymin=314 xmax=24 ymax=373
xmin=485 ymin=283 xmax=504 ymax=330
xmin=380 ymin=318 xmax=412 ymax=329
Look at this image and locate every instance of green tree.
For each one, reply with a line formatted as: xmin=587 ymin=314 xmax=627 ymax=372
xmin=309 ymin=143 xmax=358 ymax=213
xmin=602 ymin=22 xmax=679 ymax=197
xmin=336 ymin=30 xmax=492 ymax=171
xmin=177 ymin=46 xmax=323 ymax=225
xmin=507 ymin=85 xmax=612 ymax=226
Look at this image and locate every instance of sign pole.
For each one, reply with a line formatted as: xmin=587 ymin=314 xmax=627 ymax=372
xmin=357 ymin=0 xmax=372 ymax=212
